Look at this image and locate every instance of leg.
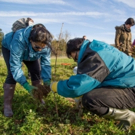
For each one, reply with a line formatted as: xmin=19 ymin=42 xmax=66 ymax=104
xmin=23 ymin=60 xmax=46 ymax=104
xmin=2 ymin=46 xmax=16 ymax=117
xmin=82 ymin=87 xmax=135 ymax=130
xmin=23 ymin=59 xmax=41 ymax=86
xmin=28 ymin=69 xmax=31 ymax=79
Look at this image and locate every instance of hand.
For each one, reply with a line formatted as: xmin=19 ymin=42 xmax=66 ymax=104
xmin=23 ymin=82 xmax=37 ymax=93
xmin=50 ymin=82 xmax=58 ymax=93
xmin=44 ymin=80 xmax=51 ymax=86
xmin=74 ymin=96 xmax=82 ymax=109
xmin=43 ymin=83 xmax=51 ymax=97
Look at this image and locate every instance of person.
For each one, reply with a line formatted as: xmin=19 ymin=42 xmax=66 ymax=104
xmin=50 ymin=37 xmax=135 ymax=130
xmin=115 ymin=17 xmax=135 ymax=56
xmin=2 ymin=23 xmax=52 ymax=117
xmin=12 ymin=17 xmax=34 ymax=32
xmin=132 ymin=39 xmax=135 ymax=47
xmin=83 ymin=35 xmax=87 ymax=40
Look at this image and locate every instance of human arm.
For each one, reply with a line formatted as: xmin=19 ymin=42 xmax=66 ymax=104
xmin=51 ymin=74 xmax=101 ymax=98
xmin=40 ymin=47 xmax=51 ymax=84
xmin=9 ymin=33 xmax=28 ymax=86
xmin=115 ymin=28 xmax=121 ymax=48
xmin=51 ymin=48 xmax=110 ymax=98
xmin=129 ymin=32 xmax=132 ymax=48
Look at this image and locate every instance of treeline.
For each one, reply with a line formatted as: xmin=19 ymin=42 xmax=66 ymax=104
xmin=51 ymin=30 xmax=70 ymax=57
xmin=0 ymin=29 xmax=70 ymax=57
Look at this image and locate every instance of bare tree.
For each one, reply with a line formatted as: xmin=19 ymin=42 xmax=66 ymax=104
xmin=52 ymin=30 xmax=71 ymax=56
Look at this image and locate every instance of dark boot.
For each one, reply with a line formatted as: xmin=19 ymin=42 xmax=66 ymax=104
xmin=103 ymin=108 xmax=135 ymax=130
xmin=3 ymin=83 xmax=15 ymax=117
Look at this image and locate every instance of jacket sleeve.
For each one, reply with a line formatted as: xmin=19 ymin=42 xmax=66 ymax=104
xmin=57 ymin=74 xmax=101 ymax=98
xmin=129 ymin=33 xmax=132 ymax=46
xmin=10 ymin=37 xmax=27 ymax=85
xmin=115 ymin=29 xmax=121 ymax=47
xmin=40 ymin=47 xmax=51 ymax=82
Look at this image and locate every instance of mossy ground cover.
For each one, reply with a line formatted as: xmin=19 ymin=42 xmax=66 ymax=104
xmin=0 ymin=57 xmax=135 ymax=135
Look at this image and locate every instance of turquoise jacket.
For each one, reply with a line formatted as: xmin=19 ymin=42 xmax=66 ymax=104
xmin=57 ymin=40 xmax=135 ymax=98
xmin=2 ymin=26 xmax=51 ymax=85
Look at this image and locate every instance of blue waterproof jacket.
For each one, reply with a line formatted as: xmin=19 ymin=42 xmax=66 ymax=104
xmin=57 ymin=40 xmax=135 ymax=98
xmin=2 ymin=26 xmax=51 ymax=85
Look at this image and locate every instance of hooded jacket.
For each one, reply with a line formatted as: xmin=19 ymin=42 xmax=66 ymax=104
xmin=2 ymin=26 xmax=51 ymax=85
xmin=56 ymin=40 xmax=135 ymax=98
xmin=115 ymin=24 xmax=132 ymax=55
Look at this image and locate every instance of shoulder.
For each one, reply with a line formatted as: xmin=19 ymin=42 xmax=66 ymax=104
xmin=12 ymin=26 xmax=32 ymax=45
xmin=115 ymin=25 xmax=125 ymax=32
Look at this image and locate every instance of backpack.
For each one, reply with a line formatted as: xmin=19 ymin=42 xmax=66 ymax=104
xmin=12 ymin=17 xmax=34 ymax=32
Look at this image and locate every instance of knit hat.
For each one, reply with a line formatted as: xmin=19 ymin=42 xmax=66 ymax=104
xmin=125 ymin=18 xmax=135 ymax=26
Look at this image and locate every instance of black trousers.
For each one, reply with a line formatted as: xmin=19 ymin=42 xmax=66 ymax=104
xmin=2 ymin=46 xmax=41 ymax=84
xmin=82 ymin=87 xmax=135 ymax=116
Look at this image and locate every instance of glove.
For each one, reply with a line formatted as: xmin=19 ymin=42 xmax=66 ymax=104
xmin=44 ymin=80 xmax=51 ymax=86
xmin=50 ymin=82 xmax=58 ymax=93
xmin=74 ymin=96 xmax=82 ymax=109
xmin=23 ymin=82 xmax=37 ymax=93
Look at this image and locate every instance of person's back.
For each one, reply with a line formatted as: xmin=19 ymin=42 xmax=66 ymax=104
xmin=78 ymin=40 xmax=135 ymax=89
xmin=2 ymin=17 xmax=34 ymax=50
xmin=2 ymin=26 xmax=31 ymax=50
xmin=2 ymin=31 xmax=15 ymax=49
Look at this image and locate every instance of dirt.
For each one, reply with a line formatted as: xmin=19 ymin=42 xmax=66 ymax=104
xmin=32 ymin=84 xmax=51 ymax=102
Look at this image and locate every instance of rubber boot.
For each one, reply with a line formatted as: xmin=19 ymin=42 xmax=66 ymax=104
xmin=3 ymin=83 xmax=15 ymax=117
xmin=103 ymin=108 xmax=135 ymax=130
xmin=32 ymin=80 xmax=45 ymax=104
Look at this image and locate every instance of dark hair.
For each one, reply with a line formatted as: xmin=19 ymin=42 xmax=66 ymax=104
xmin=66 ymin=38 xmax=84 ymax=58
xmin=125 ymin=18 xmax=135 ymax=26
xmin=29 ymin=23 xmax=53 ymax=47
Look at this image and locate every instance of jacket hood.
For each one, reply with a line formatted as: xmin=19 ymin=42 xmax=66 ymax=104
xmin=115 ymin=25 xmax=125 ymax=31
xmin=115 ymin=24 xmax=131 ymax=32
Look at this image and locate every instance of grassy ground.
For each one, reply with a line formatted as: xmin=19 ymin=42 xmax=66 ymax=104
xmin=0 ymin=57 xmax=135 ymax=135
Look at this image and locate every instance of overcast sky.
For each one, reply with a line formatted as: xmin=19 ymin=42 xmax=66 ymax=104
xmin=0 ymin=0 xmax=135 ymax=44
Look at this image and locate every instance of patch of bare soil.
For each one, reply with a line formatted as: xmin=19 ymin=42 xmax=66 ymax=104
xmin=32 ymin=84 xmax=51 ymax=102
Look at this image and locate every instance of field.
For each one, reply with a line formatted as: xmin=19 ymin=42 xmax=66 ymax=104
xmin=0 ymin=57 xmax=135 ymax=135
